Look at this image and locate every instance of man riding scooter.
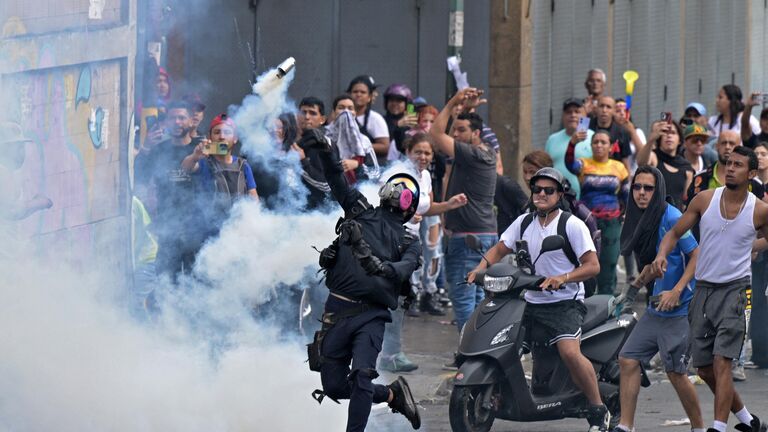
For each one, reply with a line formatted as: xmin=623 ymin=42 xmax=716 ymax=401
xmin=468 ymin=167 xmax=608 ymax=431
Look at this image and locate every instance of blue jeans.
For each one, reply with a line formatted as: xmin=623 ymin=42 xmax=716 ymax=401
xmin=446 ymin=233 xmax=498 ymax=332
xmin=381 ymin=298 xmax=405 ymax=356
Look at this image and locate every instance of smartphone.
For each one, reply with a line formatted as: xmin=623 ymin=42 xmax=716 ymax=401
xmin=577 ymin=116 xmax=590 ymax=133
xmin=752 ymin=93 xmax=768 ymax=103
xmin=649 ymin=295 xmax=661 ymax=309
xmin=660 ymin=112 xmax=673 ymax=124
xmin=145 ymin=115 xmax=158 ymax=130
xmin=203 ymin=141 xmax=229 ymax=155
xmin=407 ymin=103 xmax=415 ymax=115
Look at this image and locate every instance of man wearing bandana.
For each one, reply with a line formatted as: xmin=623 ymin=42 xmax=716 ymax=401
xmin=611 ymin=166 xmax=705 ymax=432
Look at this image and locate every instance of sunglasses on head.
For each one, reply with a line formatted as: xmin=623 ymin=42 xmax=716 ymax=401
xmin=532 ymin=185 xmax=558 ymax=195
xmin=632 ymin=183 xmax=655 ymax=192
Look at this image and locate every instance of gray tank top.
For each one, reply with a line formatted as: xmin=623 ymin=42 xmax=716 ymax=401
xmin=696 ymin=187 xmax=755 ymax=283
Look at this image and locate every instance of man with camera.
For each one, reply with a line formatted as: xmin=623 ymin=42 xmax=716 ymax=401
xmin=300 ymin=129 xmax=422 ymax=432
xmin=468 ymin=168 xmax=608 ymax=432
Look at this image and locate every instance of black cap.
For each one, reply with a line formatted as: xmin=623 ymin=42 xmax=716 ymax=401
xmin=562 ymin=97 xmax=583 ymax=111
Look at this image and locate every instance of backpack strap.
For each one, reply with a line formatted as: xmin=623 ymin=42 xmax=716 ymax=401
xmin=521 ymin=211 xmax=579 ymax=268
xmin=556 ymin=211 xmax=580 ymax=268
xmin=520 ymin=212 xmax=535 ymax=239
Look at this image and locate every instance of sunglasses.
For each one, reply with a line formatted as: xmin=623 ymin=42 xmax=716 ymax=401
xmin=532 ymin=185 xmax=557 ymax=195
xmin=632 ymin=183 xmax=656 ymax=192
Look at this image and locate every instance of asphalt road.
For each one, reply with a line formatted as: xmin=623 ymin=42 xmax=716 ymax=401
xmin=368 ymin=304 xmax=768 ymax=432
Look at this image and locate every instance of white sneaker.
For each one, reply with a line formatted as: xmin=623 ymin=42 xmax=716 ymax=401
xmin=733 ymin=364 xmax=747 ymax=381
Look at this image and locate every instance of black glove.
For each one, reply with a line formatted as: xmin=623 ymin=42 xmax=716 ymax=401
xmin=376 ymin=261 xmax=396 ymax=279
xmin=318 ymin=241 xmax=338 ymax=270
xmin=338 ymin=220 xmax=363 ymax=245
xmin=299 ymin=128 xmax=331 ymax=152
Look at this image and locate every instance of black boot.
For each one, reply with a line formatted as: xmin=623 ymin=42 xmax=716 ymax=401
xmin=388 ymin=376 xmax=421 ymax=429
xmin=420 ymin=293 xmax=446 ymax=316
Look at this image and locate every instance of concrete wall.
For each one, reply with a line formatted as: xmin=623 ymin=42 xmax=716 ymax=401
xmin=0 ymin=0 xmax=136 ymax=272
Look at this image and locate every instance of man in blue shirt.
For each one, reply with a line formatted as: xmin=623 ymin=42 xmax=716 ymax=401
xmin=611 ymin=166 xmax=705 ymax=432
xmin=545 ymin=98 xmax=593 ymax=198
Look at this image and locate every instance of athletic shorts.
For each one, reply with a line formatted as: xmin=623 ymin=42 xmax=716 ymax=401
xmin=688 ymin=277 xmax=749 ymax=368
xmin=523 ymin=300 xmax=586 ymax=348
xmin=619 ymin=312 xmax=690 ymax=374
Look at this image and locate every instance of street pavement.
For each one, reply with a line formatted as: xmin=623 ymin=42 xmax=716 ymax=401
xmin=369 ymin=302 xmax=768 ymax=431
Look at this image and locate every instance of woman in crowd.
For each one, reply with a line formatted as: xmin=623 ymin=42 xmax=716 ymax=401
xmin=325 ymin=93 xmax=376 ymax=184
xmin=382 ymin=84 xmax=418 ymax=161
xmin=522 ymin=150 xmax=554 ymax=189
xmin=347 ymin=75 xmax=390 ymax=161
xmin=708 ymin=84 xmax=760 ymax=139
xmin=378 ymin=132 xmax=467 ymax=372
xmin=636 ymin=120 xmax=694 ymax=210
xmin=566 ymin=130 xmax=629 ymax=294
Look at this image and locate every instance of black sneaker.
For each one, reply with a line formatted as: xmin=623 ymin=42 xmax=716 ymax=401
xmin=388 ymin=376 xmax=421 ymax=429
xmin=755 ymin=414 xmax=768 ymax=432
xmin=586 ymin=404 xmax=609 ymax=432
xmin=735 ymin=414 xmax=768 ymax=432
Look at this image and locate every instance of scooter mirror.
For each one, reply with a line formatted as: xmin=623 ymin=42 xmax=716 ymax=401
xmin=465 ymin=234 xmax=482 ymax=252
xmin=540 ymin=235 xmax=565 ymax=254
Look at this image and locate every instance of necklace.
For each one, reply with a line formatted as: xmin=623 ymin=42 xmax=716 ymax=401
xmin=720 ymin=191 xmax=748 ymax=232
xmin=538 ymin=210 xmax=558 ymax=229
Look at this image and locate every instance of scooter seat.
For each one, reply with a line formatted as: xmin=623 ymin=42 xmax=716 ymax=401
xmin=582 ymin=295 xmax=612 ymax=333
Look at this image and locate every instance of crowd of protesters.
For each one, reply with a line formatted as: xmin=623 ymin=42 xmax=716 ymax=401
xmin=127 ymin=63 xmax=768 ymax=432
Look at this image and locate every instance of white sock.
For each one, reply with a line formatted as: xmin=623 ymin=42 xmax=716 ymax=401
xmin=615 ymin=425 xmax=631 ymax=432
xmin=713 ymin=420 xmax=728 ymax=432
xmin=692 ymin=428 xmax=707 ymax=432
xmin=736 ymin=406 xmax=754 ymax=424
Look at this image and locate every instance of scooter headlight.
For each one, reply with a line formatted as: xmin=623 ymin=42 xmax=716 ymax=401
xmin=483 ymin=275 xmax=513 ymax=293
xmin=491 ymin=324 xmax=515 ymax=346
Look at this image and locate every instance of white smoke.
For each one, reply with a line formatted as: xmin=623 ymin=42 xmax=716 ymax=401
xmin=0 ymin=60 xmax=350 ymax=430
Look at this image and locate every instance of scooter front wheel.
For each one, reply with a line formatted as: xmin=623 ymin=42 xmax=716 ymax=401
xmin=448 ymin=384 xmax=496 ymax=432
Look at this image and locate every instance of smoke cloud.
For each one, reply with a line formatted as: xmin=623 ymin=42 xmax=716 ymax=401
xmin=0 ymin=55 xmax=349 ymax=430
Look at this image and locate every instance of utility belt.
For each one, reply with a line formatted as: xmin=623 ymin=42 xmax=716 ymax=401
xmin=306 ymin=296 xmax=374 ymax=373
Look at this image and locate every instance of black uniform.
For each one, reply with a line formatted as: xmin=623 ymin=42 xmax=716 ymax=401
xmin=316 ymin=145 xmax=421 ymax=432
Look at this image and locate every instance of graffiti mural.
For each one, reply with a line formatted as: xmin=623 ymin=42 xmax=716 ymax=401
xmin=4 ymin=61 xmax=124 ymax=245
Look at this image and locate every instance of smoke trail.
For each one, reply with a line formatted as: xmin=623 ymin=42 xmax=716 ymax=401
xmin=0 ymin=58 xmax=349 ymax=430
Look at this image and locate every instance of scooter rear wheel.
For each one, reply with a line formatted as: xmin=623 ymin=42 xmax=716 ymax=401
xmin=448 ymin=385 xmax=496 ymax=432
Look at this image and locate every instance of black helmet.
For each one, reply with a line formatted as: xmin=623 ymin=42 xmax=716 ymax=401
xmin=378 ymin=173 xmax=420 ymax=222
xmin=529 ymin=167 xmax=565 ymax=192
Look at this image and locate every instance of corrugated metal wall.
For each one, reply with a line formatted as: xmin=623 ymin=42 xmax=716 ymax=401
xmin=532 ymin=0 xmax=767 ymax=148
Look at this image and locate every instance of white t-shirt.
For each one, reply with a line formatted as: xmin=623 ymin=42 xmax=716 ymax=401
xmin=356 ymin=110 xmax=389 ymax=140
xmin=500 ymin=210 xmax=596 ymax=304
xmin=405 ymin=169 xmax=432 ymax=234
xmin=707 ymin=113 xmax=760 ymax=139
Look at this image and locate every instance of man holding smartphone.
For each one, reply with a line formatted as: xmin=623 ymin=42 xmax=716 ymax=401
xmin=544 ymin=98 xmax=594 ymax=199
xmin=589 ymin=96 xmax=644 ymax=173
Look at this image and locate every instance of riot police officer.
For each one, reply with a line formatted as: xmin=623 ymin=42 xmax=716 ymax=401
xmin=302 ymin=129 xmax=422 ymax=431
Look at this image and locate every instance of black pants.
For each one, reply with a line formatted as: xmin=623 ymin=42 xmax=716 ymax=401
xmin=320 ymin=296 xmax=391 ymax=432
xmin=155 ymin=233 xmax=201 ymax=281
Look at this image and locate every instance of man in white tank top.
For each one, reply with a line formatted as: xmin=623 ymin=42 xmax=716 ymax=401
xmin=653 ymin=146 xmax=768 ymax=432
